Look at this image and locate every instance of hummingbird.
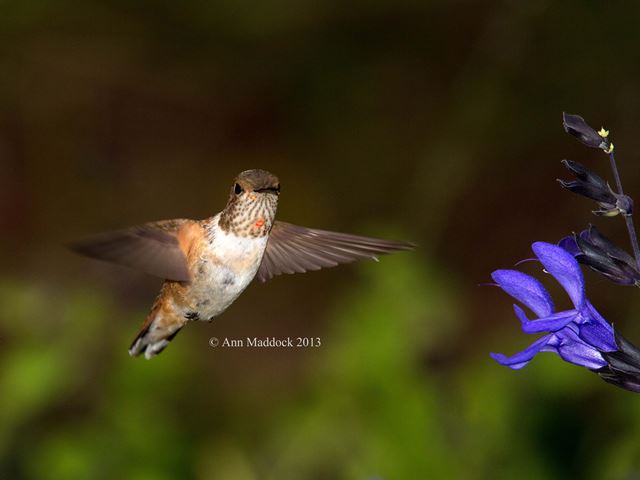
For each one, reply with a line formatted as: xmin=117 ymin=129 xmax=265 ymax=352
xmin=72 ymin=169 xmax=415 ymax=359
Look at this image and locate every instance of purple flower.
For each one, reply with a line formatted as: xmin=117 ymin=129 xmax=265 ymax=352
xmin=491 ymin=242 xmax=617 ymax=370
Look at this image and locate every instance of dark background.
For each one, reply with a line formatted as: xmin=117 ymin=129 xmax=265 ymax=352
xmin=2 ymin=1 xmax=640 ymax=478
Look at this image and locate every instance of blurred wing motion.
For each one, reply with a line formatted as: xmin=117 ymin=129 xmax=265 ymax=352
xmin=70 ymin=219 xmax=194 ymax=282
xmin=256 ymin=220 xmax=415 ymax=282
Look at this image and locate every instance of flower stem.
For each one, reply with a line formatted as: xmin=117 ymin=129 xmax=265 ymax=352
xmin=608 ymin=151 xmax=640 ymax=269
xmin=624 ymin=216 xmax=640 ymax=270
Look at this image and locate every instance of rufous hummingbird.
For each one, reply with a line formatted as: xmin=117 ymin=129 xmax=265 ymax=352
xmin=72 ymin=169 xmax=414 ymax=359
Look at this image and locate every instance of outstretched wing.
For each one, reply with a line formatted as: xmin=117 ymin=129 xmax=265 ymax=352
xmin=70 ymin=219 xmax=196 ymax=281
xmin=256 ymin=221 xmax=415 ymax=282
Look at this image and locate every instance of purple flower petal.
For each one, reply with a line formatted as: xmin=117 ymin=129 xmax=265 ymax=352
xmin=551 ymin=329 xmax=607 ymax=369
xmin=513 ymin=304 xmax=530 ymax=325
xmin=558 ymin=236 xmax=580 ymax=257
xmin=490 ymin=334 xmax=553 ymax=370
xmin=492 ymin=270 xmax=554 ymax=317
xmin=532 ymin=242 xmax=585 ymax=309
xmin=517 ymin=308 xmax=578 ymax=334
xmin=578 ymin=302 xmax=617 ymax=351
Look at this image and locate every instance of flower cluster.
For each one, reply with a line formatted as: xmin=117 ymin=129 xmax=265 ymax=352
xmin=491 ymin=113 xmax=640 ymax=393
xmin=491 ymin=242 xmax=616 ymax=371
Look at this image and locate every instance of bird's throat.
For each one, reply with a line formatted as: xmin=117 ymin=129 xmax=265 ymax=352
xmin=218 ymin=195 xmax=277 ymax=238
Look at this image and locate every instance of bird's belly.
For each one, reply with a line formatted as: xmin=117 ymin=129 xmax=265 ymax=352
xmin=190 ymin=263 xmax=257 ymax=319
xmin=188 ymin=233 xmax=268 ymax=320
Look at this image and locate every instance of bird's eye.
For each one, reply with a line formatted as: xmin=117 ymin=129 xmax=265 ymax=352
xmin=234 ymin=183 xmax=243 ymax=195
xmin=275 ymin=184 xmax=281 ymax=193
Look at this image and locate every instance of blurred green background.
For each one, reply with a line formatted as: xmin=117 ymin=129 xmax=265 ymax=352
xmin=3 ymin=1 xmax=640 ymax=479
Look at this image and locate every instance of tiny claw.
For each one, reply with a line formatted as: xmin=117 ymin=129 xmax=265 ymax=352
xmin=598 ymin=127 xmax=609 ymax=138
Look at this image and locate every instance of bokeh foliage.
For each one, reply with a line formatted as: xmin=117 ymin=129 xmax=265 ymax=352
xmin=4 ymin=255 xmax=640 ymax=479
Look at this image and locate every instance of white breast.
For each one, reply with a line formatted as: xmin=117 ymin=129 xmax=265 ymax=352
xmin=189 ymin=216 xmax=269 ymax=320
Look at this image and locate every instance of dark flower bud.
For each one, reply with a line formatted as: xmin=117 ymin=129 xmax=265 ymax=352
xmin=560 ymin=225 xmax=640 ymax=286
xmin=563 ymin=112 xmax=611 ymax=152
xmin=596 ymin=329 xmax=640 ymax=393
xmin=558 ymin=160 xmax=631 ymax=216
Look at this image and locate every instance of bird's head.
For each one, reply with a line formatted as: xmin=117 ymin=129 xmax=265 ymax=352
xmin=230 ymin=169 xmax=280 ymax=200
xmin=221 ymin=169 xmax=280 ymax=236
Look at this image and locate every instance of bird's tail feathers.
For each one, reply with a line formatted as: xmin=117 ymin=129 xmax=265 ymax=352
xmin=129 ymin=306 xmax=184 ymax=359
